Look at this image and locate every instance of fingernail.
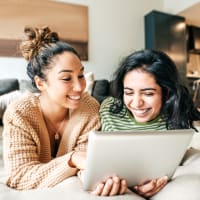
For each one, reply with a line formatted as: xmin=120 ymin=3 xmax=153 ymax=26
xmin=134 ymin=186 xmax=138 ymax=190
xmin=163 ymin=176 xmax=168 ymax=180
xmin=113 ymin=176 xmax=120 ymax=183
xmin=99 ymin=183 xmax=104 ymax=189
xmin=108 ymin=179 xmax=113 ymax=185
xmin=122 ymin=179 xmax=127 ymax=186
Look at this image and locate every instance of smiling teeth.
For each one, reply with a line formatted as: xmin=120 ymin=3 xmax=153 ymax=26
xmin=69 ymin=96 xmax=81 ymax=100
xmin=134 ymin=109 xmax=148 ymax=114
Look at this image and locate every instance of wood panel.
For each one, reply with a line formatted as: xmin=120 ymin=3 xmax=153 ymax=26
xmin=0 ymin=39 xmax=21 ymax=57
xmin=0 ymin=39 xmax=88 ymax=60
xmin=0 ymin=0 xmax=88 ymax=60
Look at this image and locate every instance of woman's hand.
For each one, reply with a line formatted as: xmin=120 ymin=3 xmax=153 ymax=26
xmin=91 ymin=176 xmax=127 ymax=196
xmin=133 ymin=176 xmax=168 ymax=197
xmin=69 ymin=151 xmax=86 ymax=170
xmin=78 ymin=171 xmax=127 ymax=196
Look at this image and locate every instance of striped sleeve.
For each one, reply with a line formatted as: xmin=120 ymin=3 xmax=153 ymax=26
xmin=100 ymin=97 xmax=125 ymax=131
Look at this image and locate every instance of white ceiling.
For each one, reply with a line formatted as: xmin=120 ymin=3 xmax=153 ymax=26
xmin=179 ymin=2 xmax=200 ymax=26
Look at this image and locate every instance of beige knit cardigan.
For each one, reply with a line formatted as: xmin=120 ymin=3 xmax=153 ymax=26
xmin=3 ymin=92 xmax=101 ymax=190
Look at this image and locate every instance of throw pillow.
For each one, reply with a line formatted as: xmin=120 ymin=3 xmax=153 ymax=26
xmin=0 ymin=90 xmax=23 ymax=120
xmin=84 ymin=72 xmax=95 ymax=95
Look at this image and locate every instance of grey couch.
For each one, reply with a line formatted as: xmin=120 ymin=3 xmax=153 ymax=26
xmin=1 ymin=79 xmax=200 ymax=200
xmin=0 ymin=78 xmax=111 ymax=124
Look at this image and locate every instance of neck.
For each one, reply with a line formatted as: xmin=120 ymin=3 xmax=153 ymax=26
xmin=39 ymin=95 xmax=69 ymax=123
xmin=39 ymin=99 xmax=68 ymax=140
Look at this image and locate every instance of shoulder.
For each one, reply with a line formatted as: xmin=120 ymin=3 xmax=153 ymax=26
xmin=100 ymin=96 xmax=116 ymax=114
xmin=3 ymin=92 xmax=40 ymax=124
xmin=100 ymin=96 xmax=115 ymax=109
xmin=79 ymin=92 xmax=100 ymax=113
xmin=70 ymin=92 xmax=101 ymax=130
xmin=100 ymin=96 xmax=127 ymax=121
xmin=6 ymin=92 xmax=38 ymax=113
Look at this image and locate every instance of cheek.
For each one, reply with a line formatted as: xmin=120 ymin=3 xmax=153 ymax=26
xmin=123 ymin=95 xmax=131 ymax=108
xmin=82 ymin=79 xmax=87 ymax=89
xmin=151 ymin=97 xmax=162 ymax=112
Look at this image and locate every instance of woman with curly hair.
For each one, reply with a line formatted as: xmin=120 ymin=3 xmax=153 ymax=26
xmin=2 ymin=26 xmax=127 ymax=196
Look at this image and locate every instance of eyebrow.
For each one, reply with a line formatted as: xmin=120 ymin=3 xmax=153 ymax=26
xmin=124 ymin=87 xmax=157 ymax=91
xmin=58 ymin=66 xmax=84 ymax=73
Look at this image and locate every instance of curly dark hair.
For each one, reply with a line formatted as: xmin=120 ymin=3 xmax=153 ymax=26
xmin=20 ymin=26 xmax=80 ymax=88
xmin=110 ymin=49 xmax=200 ymax=131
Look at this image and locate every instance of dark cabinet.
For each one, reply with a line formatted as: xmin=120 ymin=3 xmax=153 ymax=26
xmin=144 ymin=10 xmax=188 ymax=86
xmin=187 ymin=25 xmax=200 ymax=53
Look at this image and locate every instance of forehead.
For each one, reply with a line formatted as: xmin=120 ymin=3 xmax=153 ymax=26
xmin=53 ymin=51 xmax=83 ymax=71
xmin=123 ymin=69 xmax=158 ymax=88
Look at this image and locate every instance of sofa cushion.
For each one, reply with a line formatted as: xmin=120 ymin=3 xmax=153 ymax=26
xmin=0 ymin=90 xmax=23 ymax=120
xmin=0 ymin=79 xmax=19 ymax=95
xmin=0 ymin=176 xmax=144 ymax=200
xmin=19 ymin=79 xmax=38 ymax=93
xmin=92 ymin=79 xmax=110 ymax=103
xmin=151 ymin=175 xmax=200 ymax=200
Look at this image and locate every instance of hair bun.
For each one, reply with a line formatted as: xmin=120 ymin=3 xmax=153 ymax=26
xmin=20 ymin=26 xmax=59 ymax=61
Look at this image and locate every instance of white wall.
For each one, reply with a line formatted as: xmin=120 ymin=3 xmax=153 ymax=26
xmin=0 ymin=57 xmax=28 ymax=79
xmin=1 ymin=0 xmax=200 ymax=81
xmin=0 ymin=0 xmax=163 ymax=81
xmin=163 ymin=0 xmax=200 ymax=13
xmin=81 ymin=0 xmax=164 ymax=80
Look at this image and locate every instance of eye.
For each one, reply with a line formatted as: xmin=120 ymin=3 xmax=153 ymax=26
xmin=78 ymin=74 xmax=85 ymax=79
xmin=124 ymin=90 xmax=133 ymax=96
xmin=62 ymin=77 xmax=71 ymax=82
xmin=144 ymin=92 xmax=154 ymax=96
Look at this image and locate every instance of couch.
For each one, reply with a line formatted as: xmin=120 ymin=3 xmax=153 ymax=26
xmin=1 ymin=78 xmax=200 ymax=200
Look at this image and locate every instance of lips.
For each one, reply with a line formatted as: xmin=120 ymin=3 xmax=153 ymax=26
xmin=132 ymin=108 xmax=151 ymax=117
xmin=68 ymin=95 xmax=81 ymax=100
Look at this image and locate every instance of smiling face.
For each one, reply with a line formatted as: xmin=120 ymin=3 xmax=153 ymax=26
xmin=38 ymin=51 xmax=86 ymax=110
xmin=123 ymin=69 xmax=162 ymax=123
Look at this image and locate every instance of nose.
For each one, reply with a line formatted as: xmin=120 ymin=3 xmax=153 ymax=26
xmin=130 ymin=94 xmax=144 ymax=108
xmin=73 ymin=79 xmax=84 ymax=92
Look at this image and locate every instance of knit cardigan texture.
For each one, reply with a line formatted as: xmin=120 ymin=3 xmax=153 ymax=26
xmin=3 ymin=92 xmax=101 ymax=190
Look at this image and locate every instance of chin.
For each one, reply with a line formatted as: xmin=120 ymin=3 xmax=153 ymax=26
xmin=135 ymin=117 xmax=151 ymax=123
xmin=68 ymin=102 xmax=81 ymax=110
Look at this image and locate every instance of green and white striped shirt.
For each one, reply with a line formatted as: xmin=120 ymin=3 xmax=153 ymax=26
xmin=100 ymin=97 xmax=167 ymax=131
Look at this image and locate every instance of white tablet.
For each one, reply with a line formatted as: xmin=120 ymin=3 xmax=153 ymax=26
xmin=83 ymin=129 xmax=194 ymax=191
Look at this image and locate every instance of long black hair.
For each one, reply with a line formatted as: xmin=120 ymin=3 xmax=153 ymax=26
xmin=110 ymin=49 xmax=200 ymax=130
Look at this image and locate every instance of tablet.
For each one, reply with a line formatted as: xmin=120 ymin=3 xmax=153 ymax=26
xmin=83 ymin=129 xmax=194 ymax=191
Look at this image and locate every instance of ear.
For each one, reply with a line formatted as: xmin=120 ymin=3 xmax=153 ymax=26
xmin=34 ymin=75 xmax=46 ymax=92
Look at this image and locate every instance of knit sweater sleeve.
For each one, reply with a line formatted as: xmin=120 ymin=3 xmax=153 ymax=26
xmin=3 ymin=93 xmax=101 ymax=190
xmin=72 ymin=93 xmax=101 ymax=152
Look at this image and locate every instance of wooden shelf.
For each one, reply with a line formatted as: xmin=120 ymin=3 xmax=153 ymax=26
xmin=187 ymin=74 xmax=200 ymax=78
